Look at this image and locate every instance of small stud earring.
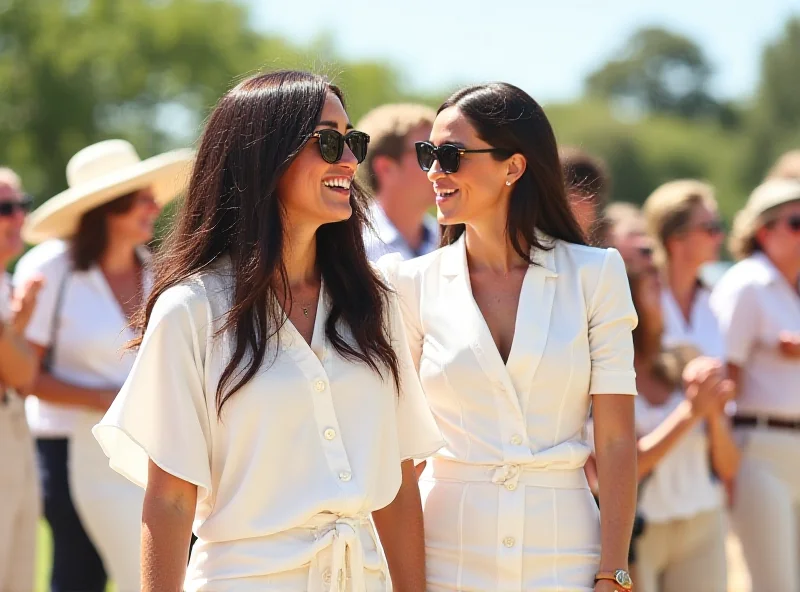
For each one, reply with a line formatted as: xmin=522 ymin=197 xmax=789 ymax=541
xmin=505 ymin=180 xmax=511 ymax=186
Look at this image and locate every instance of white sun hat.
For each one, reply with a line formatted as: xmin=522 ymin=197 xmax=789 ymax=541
xmin=23 ymin=139 xmax=194 ymax=244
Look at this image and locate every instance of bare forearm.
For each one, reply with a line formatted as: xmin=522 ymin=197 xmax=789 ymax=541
xmin=596 ymin=436 xmax=637 ymax=571
xmin=372 ymin=460 xmax=426 ymax=592
xmin=31 ymin=372 xmax=116 ymax=411
xmin=637 ymin=400 xmax=701 ymax=479
xmin=0 ymin=327 xmax=37 ymax=389
xmin=141 ymin=489 xmax=195 ymax=592
xmin=707 ymin=414 xmax=741 ymax=482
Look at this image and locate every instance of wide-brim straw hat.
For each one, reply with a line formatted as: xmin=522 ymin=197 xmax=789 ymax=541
xmin=23 ymin=139 xmax=194 ymax=244
xmin=743 ymin=178 xmax=800 ymax=219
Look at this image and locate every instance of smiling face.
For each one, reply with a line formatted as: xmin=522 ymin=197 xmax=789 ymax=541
xmin=426 ymin=106 xmax=522 ymax=228
xmin=277 ymin=92 xmax=358 ymax=231
xmin=106 ymin=187 xmax=161 ymax=246
xmin=0 ymin=175 xmax=27 ymax=264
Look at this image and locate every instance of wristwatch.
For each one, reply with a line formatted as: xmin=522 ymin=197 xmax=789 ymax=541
xmin=595 ymin=569 xmax=632 ymax=590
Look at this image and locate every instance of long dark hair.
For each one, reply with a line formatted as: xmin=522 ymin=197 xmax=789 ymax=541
xmin=132 ymin=70 xmax=400 ymax=416
xmin=71 ymin=192 xmax=137 ymax=271
xmin=437 ymin=83 xmax=586 ymax=259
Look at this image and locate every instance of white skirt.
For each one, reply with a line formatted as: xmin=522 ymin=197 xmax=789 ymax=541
xmin=421 ymin=458 xmax=601 ymax=592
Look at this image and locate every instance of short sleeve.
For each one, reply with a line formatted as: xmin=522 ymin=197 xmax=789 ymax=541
xmin=710 ymin=278 xmax=760 ymax=366
xmin=377 ymin=253 xmax=424 ymax=370
xmin=92 ymin=284 xmax=213 ymax=500
xmin=587 ymin=248 xmax=638 ymax=395
xmin=386 ymin=288 xmax=444 ymax=461
xmin=12 ymin=245 xmax=67 ymax=347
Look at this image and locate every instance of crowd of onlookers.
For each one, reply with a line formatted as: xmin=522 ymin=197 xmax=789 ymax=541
xmin=0 ymin=99 xmax=799 ymax=592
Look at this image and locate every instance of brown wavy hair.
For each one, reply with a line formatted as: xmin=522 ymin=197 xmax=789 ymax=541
xmin=131 ymin=71 xmax=400 ymax=416
xmin=437 ymin=83 xmax=586 ymax=256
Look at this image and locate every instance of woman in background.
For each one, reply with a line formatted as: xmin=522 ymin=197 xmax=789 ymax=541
xmin=14 ymin=139 xmax=192 ymax=591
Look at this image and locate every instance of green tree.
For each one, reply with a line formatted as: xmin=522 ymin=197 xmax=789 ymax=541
xmin=585 ymin=27 xmax=730 ymax=123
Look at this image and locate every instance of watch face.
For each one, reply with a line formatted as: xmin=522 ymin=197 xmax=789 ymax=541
xmin=615 ymin=570 xmax=633 ymax=588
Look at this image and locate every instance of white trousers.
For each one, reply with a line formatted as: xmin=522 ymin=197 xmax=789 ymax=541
xmin=731 ymin=427 xmax=800 ymax=592
xmin=70 ymin=411 xmax=144 ymax=592
xmin=634 ymin=507 xmax=727 ymax=592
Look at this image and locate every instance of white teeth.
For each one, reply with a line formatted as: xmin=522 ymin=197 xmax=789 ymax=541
xmin=323 ymin=177 xmax=352 ymax=189
xmin=435 ymin=188 xmax=456 ymax=197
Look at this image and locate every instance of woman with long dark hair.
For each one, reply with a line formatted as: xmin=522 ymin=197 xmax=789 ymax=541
xmin=93 ymin=71 xmax=442 ymax=591
xmin=381 ymin=83 xmax=638 ymax=591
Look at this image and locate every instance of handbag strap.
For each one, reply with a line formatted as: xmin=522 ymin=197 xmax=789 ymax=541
xmin=41 ymin=267 xmax=71 ymax=371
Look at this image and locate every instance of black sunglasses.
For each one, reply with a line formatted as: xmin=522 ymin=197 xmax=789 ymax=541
xmin=311 ymin=129 xmax=369 ymax=164
xmin=688 ymin=220 xmax=725 ymax=236
xmin=783 ymin=214 xmax=800 ymax=233
xmin=0 ymin=194 xmax=33 ymax=217
xmin=415 ymin=141 xmax=510 ymax=174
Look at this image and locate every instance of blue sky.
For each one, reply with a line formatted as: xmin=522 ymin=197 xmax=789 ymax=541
xmin=249 ymin=0 xmax=799 ymax=103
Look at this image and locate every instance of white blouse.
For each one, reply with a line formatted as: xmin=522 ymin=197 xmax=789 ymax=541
xmin=93 ymin=261 xmax=443 ymax=591
xmin=661 ymin=286 xmax=725 ymax=360
xmin=636 ymin=392 xmax=723 ymax=523
xmin=710 ymin=253 xmax=800 ymax=418
xmin=12 ymin=240 xmax=151 ymax=437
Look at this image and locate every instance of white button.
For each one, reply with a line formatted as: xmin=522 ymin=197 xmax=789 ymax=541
xmin=510 ymin=434 xmax=523 ymax=446
xmin=505 ymin=482 xmax=517 ymax=491
xmin=339 ymin=471 xmax=352 ymax=482
xmin=503 ymin=536 xmax=515 ymax=548
xmin=322 ymin=569 xmax=331 ymax=584
xmin=314 ymin=380 xmax=326 ymax=392
xmin=324 ymin=428 xmax=336 ymax=440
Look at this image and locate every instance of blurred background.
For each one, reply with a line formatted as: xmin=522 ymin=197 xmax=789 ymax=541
xmin=2 ymin=2 xmax=799 ymax=590
xmin=3 ymin=0 xmax=799 ymax=230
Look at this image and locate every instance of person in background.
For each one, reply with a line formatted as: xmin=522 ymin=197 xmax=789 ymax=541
xmin=605 ymin=202 xmax=655 ymax=272
xmin=0 ymin=167 xmax=42 ymax=592
xmin=643 ymin=180 xmax=726 ymax=359
xmin=767 ymin=149 xmax=800 ymax=181
xmin=711 ymin=178 xmax=800 ymax=591
xmin=627 ymin=265 xmax=739 ymax=592
xmin=560 ymin=146 xmax=611 ymax=246
xmin=359 ymin=103 xmax=439 ymax=261
xmin=14 ymin=140 xmax=192 ymax=592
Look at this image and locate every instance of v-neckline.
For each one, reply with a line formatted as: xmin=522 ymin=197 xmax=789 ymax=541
xmin=281 ymin=281 xmax=326 ymax=360
xmin=463 ymin=256 xmax=531 ymax=369
xmin=91 ymin=264 xmax=144 ymax=328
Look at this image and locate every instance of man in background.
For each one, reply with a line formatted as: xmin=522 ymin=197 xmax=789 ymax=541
xmin=560 ymin=146 xmax=611 ymax=246
xmin=358 ymin=104 xmax=439 ymax=261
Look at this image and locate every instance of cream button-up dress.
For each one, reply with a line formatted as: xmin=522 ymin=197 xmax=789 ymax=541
xmin=381 ymin=234 xmax=637 ymax=592
xmin=93 ymin=261 xmax=444 ymax=592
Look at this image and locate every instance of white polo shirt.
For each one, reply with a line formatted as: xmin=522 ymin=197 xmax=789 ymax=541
xmin=364 ymin=204 xmax=439 ymax=262
xmin=12 ymin=240 xmax=152 ymax=437
xmin=661 ymin=285 xmax=725 ymax=359
xmin=710 ymin=253 xmax=800 ymax=419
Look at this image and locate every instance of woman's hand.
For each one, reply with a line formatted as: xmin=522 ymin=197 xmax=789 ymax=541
xmin=778 ymin=331 xmax=800 ymax=359
xmin=683 ymin=357 xmax=734 ymax=418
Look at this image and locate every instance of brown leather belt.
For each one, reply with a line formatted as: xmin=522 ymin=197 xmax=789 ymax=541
xmin=733 ymin=415 xmax=800 ymax=431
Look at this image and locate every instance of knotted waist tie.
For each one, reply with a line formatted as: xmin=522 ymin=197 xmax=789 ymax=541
xmin=432 ymin=457 xmax=590 ymax=490
xmin=306 ymin=513 xmax=383 ymax=592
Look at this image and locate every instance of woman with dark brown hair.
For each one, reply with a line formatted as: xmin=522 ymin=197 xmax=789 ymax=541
xmin=93 ymin=71 xmax=442 ymax=591
xmin=381 ymin=82 xmax=638 ymax=591
xmin=14 ymin=139 xmax=193 ymax=591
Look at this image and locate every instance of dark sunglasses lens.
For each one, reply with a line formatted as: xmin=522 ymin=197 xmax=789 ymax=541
xmin=346 ymin=132 xmax=369 ymax=164
xmin=788 ymin=216 xmax=800 ymax=232
xmin=317 ymin=130 xmax=343 ymax=164
xmin=438 ymin=145 xmax=461 ymax=173
xmin=0 ymin=198 xmax=31 ymax=217
xmin=415 ymin=142 xmax=435 ymax=171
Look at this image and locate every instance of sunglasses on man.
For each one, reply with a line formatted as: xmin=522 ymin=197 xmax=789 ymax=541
xmin=311 ymin=129 xmax=370 ymax=164
xmin=0 ymin=194 xmax=33 ymax=217
xmin=415 ymin=141 xmax=510 ymax=174
xmin=770 ymin=214 xmax=800 ymax=233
